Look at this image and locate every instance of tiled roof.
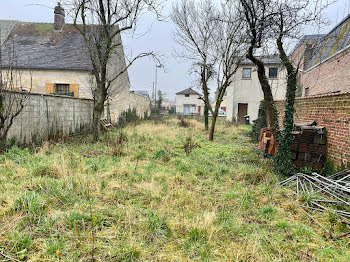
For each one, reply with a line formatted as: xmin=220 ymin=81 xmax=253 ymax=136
xmin=240 ymin=55 xmax=281 ymax=65
xmin=306 ymin=14 xmax=350 ymax=70
xmin=0 ymin=20 xmax=16 ymax=45
xmin=134 ymin=90 xmax=149 ymax=96
xmin=1 ymin=22 xmax=93 ymax=71
xmin=176 ymin=88 xmax=201 ymax=96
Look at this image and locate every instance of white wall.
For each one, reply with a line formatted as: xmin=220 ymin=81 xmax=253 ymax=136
xmin=175 ymin=93 xmax=204 ymax=115
xmin=226 ymin=65 xmax=287 ymax=122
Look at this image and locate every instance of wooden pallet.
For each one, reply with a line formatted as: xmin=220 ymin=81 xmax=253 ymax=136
xmin=100 ymin=119 xmax=114 ymax=130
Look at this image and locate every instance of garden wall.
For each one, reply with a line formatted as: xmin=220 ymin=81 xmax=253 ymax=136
xmin=6 ymin=92 xmax=94 ymax=144
xmin=276 ymin=92 xmax=350 ymax=167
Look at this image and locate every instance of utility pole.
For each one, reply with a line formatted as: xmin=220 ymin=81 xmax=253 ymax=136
xmin=155 ymin=64 xmax=162 ymax=114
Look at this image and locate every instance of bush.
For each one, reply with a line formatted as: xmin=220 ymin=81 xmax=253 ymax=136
xmin=178 ymin=116 xmax=190 ymax=127
xmin=118 ymin=108 xmax=140 ymax=126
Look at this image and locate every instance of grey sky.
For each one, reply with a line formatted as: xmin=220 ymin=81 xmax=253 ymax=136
xmin=0 ymin=0 xmax=349 ymax=100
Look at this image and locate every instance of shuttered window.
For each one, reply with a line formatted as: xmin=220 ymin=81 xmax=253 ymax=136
xmin=45 ymin=83 xmax=79 ymax=97
xmin=55 ymin=84 xmax=70 ymax=93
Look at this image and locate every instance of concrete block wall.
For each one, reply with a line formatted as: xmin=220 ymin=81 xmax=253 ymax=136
xmin=7 ymin=92 xmax=93 ymax=144
xmin=276 ymin=92 xmax=350 ymax=167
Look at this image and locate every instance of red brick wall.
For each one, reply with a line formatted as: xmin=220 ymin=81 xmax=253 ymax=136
xmin=300 ymin=48 xmax=350 ymax=96
xmin=276 ymin=92 xmax=350 ymax=167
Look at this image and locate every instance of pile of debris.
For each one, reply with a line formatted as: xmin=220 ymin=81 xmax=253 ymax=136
xmin=292 ymin=121 xmax=326 ymax=169
xmin=257 ymin=122 xmax=327 ymax=169
xmin=280 ymin=170 xmax=350 ymax=239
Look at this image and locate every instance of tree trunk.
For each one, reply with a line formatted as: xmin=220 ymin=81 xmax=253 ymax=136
xmin=92 ymin=104 xmax=103 ymax=142
xmin=246 ymin=48 xmax=280 ymax=147
xmin=92 ymin=83 xmax=106 ymax=142
xmin=0 ymin=134 xmax=7 ymax=152
xmin=204 ymin=103 xmax=209 ymax=130
xmin=209 ymin=113 xmax=217 ymax=141
xmin=274 ymin=35 xmax=298 ymax=175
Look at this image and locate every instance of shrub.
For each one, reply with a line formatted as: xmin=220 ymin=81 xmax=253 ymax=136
xmin=183 ymin=136 xmax=196 ymax=156
xmin=118 ymin=108 xmax=140 ymax=126
xmin=110 ymin=131 xmax=128 ymax=157
xmin=178 ymin=117 xmax=190 ymax=127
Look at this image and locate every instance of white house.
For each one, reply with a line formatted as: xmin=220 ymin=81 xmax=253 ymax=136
xmin=226 ymin=57 xmax=287 ymax=124
xmin=175 ymin=88 xmax=205 ymax=115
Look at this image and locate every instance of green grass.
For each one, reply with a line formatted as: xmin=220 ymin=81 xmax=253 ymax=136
xmin=0 ymin=118 xmax=349 ymax=261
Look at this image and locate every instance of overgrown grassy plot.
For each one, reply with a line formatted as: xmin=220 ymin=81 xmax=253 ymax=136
xmin=0 ymin=118 xmax=349 ymax=261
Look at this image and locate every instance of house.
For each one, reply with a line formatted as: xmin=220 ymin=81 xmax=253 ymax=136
xmin=161 ymin=99 xmax=175 ymax=111
xmin=226 ymin=56 xmax=287 ymax=124
xmin=0 ymin=3 xmax=150 ymax=122
xmin=175 ymin=88 xmax=205 ymax=115
xmin=290 ymin=14 xmax=350 ymax=96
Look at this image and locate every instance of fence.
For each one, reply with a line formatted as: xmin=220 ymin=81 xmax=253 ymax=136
xmin=275 ymin=92 xmax=350 ymax=167
xmin=6 ymin=92 xmax=94 ymax=144
xmin=175 ymin=105 xmax=203 ymax=116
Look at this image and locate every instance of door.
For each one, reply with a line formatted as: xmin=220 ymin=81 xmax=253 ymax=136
xmin=183 ymin=105 xmax=190 ymax=115
xmin=238 ymin=103 xmax=248 ymax=124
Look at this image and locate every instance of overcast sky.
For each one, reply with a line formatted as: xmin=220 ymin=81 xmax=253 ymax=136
xmin=0 ymin=0 xmax=349 ymax=100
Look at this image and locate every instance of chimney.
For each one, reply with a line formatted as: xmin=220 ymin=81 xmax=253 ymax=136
xmin=54 ymin=2 xmax=65 ymax=31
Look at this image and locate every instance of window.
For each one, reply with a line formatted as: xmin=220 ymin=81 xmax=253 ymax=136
xmin=305 ymin=87 xmax=310 ymax=96
xmin=185 ymin=94 xmax=190 ymax=97
xmin=55 ymin=83 xmax=70 ymax=93
xmin=269 ymin=68 xmax=278 ymax=79
xmin=242 ymin=68 xmax=251 ymax=78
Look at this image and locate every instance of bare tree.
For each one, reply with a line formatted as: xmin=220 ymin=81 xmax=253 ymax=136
xmin=273 ymin=0 xmax=332 ymax=175
xmin=239 ymin=0 xmax=281 ymax=142
xmin=172 ymin=0 xmax=217 ymax=131
xmin=0 ymin=38 xmax=31 ymax=151
xmin=66 ymin=0 xmax=163 ymax=141
xmin=172 ymin=0 xmax=245 ymax=140
xmin=208 ymin=1 xmax=245 ymax=140
xmin=238 ymin=0 xmax=333 ymax=174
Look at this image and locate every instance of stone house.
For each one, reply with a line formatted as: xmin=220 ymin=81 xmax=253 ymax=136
xmin=289 ymin=14 xmax=350 ymax=96
xmin=226 ymin=57 xmax=287 ymax=124
xmin=175 ymin=88 xmax=205 ymax=115
xmin=0 ymin=3 xmax=150 ymax=122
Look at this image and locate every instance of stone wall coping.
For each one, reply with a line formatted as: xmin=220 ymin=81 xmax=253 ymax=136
xmin=3 ymin=90 xmax=94 ymax=102
xmin=275 ymin=91 xmax=350 ymax=102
